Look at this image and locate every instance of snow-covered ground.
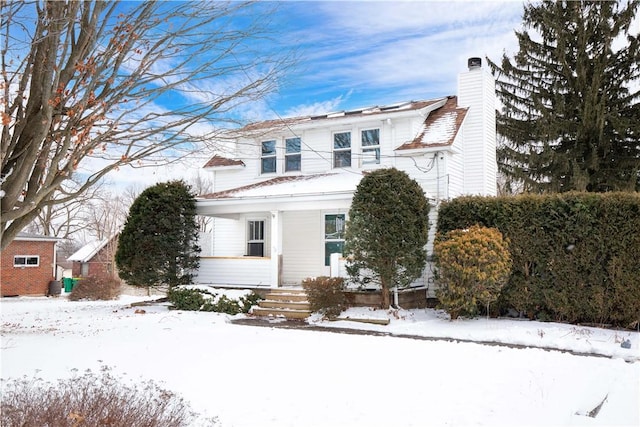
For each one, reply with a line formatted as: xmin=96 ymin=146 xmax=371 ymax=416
xmin=1 ymin=292 xmax=638 ymax=427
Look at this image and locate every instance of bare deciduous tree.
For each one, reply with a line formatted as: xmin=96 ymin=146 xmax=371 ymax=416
xmin=82 ymin=189 xmax=135 ymax=242
xmin=1 ymin=0 xmax=290 ymax=249
xmin=24 ymin=178 xmax=104 ymax=239
xmin=188 ymin=171 xmax=215 ymax=232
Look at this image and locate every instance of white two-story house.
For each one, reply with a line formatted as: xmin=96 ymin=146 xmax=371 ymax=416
xmin=195 ymin=58 xmax=496 ymax=289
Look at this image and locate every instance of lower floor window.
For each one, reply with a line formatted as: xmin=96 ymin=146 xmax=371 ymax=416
xmin=247 ymin=220 xmax=265 ymax=257
xmin=324 ymin=214 xmax=345 ymax=266
xmin=14 ymin=255 xmax=39 ymax=267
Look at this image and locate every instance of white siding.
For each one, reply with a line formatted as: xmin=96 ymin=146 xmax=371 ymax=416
xmin=447 ymin=134 xmax=465 ymax=198
xmin=209 ymin=215 xmax=270 ymax=257
xmin=194 ymin=257 xmax=271 ymax=287
xmin=281 ymin=210 xmax=324 ymax=285
xmin=209 ymin=217 xmax=244 ymax=256
xmin=457 ymin=67 xmax=497 ymax=196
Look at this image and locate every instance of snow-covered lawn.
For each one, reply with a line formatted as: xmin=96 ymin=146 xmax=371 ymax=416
xmin=1 ymin=292 xmax=638 ymax=426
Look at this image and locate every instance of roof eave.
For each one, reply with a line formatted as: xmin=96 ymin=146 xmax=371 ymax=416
xmin=394 ymin=144 xmax=456 ymax=156
xmin=203 ymin=164 xmax=245 ymax=172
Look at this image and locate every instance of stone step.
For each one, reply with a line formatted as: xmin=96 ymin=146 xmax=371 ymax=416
xmin=259 ymin=300 xmax=311 ymax=310
xmin=264 ymin=292 xmax=308 ymax=302
xmin=266 ymin=288 xmax=306 ymax=295
xmin=251 ymin=307 xmax=311 ymax=320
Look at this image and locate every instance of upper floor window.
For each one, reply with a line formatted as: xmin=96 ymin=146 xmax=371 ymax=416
xmin=361 ymin=128 xmax=380 ymax=165
xmin=14 ymin=255 xmax=39 ymax=267
xmin=285 ymin=137 xmax=301 ymax=172
xmin=261 ymin=140 xmax=276 ymax=174
xmin=333 ymin=131 xmax=351 ymax=168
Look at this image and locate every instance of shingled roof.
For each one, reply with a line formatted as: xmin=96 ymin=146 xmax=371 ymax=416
xmin=198 ymin=173 xmax=364 ymax=200
xmin=396 ymin=96 xmax=467 ymax=151
xmin=239 ymin=99 xmax=441 ymax=132
xmin=203 ymin=155 xmax=245 ymax=169
xmin=203 ymin=97 xmax=466 ymax=168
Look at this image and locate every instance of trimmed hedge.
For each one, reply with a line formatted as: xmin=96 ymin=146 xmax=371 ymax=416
xmin=437 ymin=192 xmax=640 ymax=327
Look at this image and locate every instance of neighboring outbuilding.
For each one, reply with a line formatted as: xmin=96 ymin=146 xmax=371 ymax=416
xmin=195 ymin=58 xmax=497 ymax=290
xmin=68 ymin=235 xmax=121 ymax=284
xmin=1 ymin=232 xmax=61 ymax=296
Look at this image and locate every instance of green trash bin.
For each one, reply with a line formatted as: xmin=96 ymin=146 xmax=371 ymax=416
xmin=63 ymin=277 xmax=73 ymax=292
xmin=71 ymin=278 xmax=80 ymax=291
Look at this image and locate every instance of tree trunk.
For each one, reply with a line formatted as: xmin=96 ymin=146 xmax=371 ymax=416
xmin=381 ymin=285 xmax=391 ymax=309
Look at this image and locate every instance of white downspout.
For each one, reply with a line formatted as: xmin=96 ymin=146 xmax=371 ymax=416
xmin=53 ymin=240 xmax=58 ymax=280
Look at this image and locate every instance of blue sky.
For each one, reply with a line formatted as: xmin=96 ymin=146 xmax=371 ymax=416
xmin=250 ymin=1 xmax=525 ymax=119
xmin=103 ymin=0 xmax=528 ymax=189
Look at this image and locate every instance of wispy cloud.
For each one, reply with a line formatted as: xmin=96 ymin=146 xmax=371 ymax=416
xmin=271 ymin=1 xmax=523 ymax=112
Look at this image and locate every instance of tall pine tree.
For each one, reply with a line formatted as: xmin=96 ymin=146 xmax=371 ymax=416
xmin=489 ymin=0 xmax=640 ymax=193
xmin=116 ymin=181 xmax=201 ymax=290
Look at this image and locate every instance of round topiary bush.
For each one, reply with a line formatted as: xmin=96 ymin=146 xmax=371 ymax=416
xmin=434 ymin=225 xmax=512 ymax=320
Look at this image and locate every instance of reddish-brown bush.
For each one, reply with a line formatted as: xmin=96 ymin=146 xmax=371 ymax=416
xmin=302 ymin=276 xmax=347 ymax=317
xmin=68 ymin=275 xmax=121 ymax=301
xmin=0 ymin=366 xmax=217 ymax=426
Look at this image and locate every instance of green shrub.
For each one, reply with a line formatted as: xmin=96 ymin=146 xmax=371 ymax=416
xmin=437 ymin=192 xmax=640 ymax=326
xmin=69 ymin=276 xmax=121 ymax=301
xmin=0 ymin=366 xmax=217 ymax=427
xmin=239 ymin=292 xmax=263 ymax=313
xmin=168 ymin=287 xmax=211 ymax=311
xmin=169 ymin=287 xmax=262 ymax=315
xmin=302 ymin=276 xmax=347 ymax=317
xmin=434 ymin=225 xmax=512 ymax=320
xmin=203 ymin=295 xmax=240 ymax=314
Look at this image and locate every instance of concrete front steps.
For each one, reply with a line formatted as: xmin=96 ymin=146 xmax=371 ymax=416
xmin=251 ymin=288 xmax=311 ymax=320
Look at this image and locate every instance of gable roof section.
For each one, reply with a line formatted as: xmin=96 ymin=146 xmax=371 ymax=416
xmin=239 ymin=99 xmax=440 ymax=132
xmin=198 ymin=173 xmax=365 ymax=200
xmin=68 ymin=239 xmax=110 ymax=263
xmin=396 ymin=96 xmax=468 ymax=151
xmin=203 ymin=155 xmax=245 ymax=169
xmin=202 ymin=99 xmax=448 ymax=168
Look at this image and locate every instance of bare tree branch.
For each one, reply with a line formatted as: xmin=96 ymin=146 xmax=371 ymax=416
xmin=1 ymin=0 xmax=292 ymax=249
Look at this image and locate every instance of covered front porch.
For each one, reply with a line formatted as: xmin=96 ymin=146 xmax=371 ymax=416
xmin=194 ymin=173 xmax=364 ymax=288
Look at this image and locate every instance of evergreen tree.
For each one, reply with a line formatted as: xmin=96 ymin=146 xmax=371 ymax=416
xmin=489 ymin=0 xmax=640 ymax=193
xmin=344 ymin=168 xmax=430 ymax=308
xmin=116 ymin=181 xmax=201 ymax=289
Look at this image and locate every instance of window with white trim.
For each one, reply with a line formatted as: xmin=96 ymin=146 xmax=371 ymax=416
xmin=324 ymin=214 xmax=345 ymax=266
xmin=285 ymin=137 xmax=301 ymax=172
xmin=14 ymin=255 xmax=40 ymax=267
xmin=333 ymin=131 xmax=351 ymax=168
xmin=247 ymin=220 xmax=265 ymax=257
xmin=361 ymin=128 xmax=380 ymax=165
xmin=261 ymin=140 xmax=276 ymax=174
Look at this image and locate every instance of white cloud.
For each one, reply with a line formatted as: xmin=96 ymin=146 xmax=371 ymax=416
xmin=284 ymin=93 xmax=350 ymax=117
xmin=275 ymin=1 xmax=524 ymax=112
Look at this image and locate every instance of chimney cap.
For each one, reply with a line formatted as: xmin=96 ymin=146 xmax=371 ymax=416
xmin=468 ymin=57 xmax=482 ymax=70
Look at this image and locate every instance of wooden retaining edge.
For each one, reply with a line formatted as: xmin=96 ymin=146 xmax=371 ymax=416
xmin=331 ymin=317 xmax=390 ymax=326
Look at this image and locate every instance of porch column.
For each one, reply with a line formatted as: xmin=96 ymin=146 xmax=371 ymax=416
xmin=270 ymin=210 xmax=282 ymax=287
